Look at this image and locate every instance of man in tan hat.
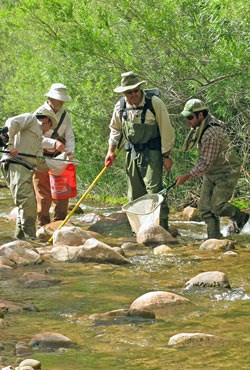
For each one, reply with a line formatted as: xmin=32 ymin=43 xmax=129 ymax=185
xmin=0 ymin=108 xmax=57 ymax=240
xmin=105 ymin=71 xmax=175 ymax=231
xmin=33 ymin=83 xmax=75 ymax=226
xmin=176 ymin=98 xmax=249 ymax=238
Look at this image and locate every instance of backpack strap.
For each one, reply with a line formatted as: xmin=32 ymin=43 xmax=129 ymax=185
xmin=199 ymin=122 xmax=223 ymax=143
xmin=51 ymin=110 xmax=67 ymax=139
xmin=119 ymin=94 xmax=156 ymax=124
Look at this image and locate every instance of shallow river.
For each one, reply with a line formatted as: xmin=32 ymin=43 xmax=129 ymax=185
xmin=0 ymin=186 xmax=250 ymax=370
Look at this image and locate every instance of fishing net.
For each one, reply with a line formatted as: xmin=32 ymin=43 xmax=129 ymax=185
xmin=122 ymin=194 xmax=164 ymax=234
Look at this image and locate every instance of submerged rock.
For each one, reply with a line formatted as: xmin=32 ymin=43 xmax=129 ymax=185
xmin=0 ymin=299 xmax=38 ymax=313
xmin=18 ymin=272 xmax=61 ymax=288
xmin=168 ymin=332 xmax=220 ymax=346
xmin=130 ymin=291 xmax=191 ymax=318
xmin=199 ymin=238 xmax=235 ymax=251
xmin=29 ymin=332 xmax=73 ymax=349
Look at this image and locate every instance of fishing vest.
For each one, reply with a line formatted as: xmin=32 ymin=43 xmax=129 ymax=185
xmin=119 ymin=90 xmax=161 ymax=152
xmin=199 ymin=115 xmax=241 ymax=175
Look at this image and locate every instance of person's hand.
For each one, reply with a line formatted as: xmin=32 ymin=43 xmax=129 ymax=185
xmin=163 ymin=157 xmax=173 ymax=172
xmin=175 ymin=174 xmax=190 ymax=186
xmin=66 ymin=151 xmax=74 ymax=160
xmin=9 ymin=148 xmax=18 ymax=156
xmin=105 ymin=152 xmax=116 ymax=167
xmin=55 ymin=140 xmax=65 ymax=152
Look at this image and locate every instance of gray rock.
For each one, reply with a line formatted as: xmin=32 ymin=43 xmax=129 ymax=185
xmin=29 ymin=332 xmax=73 ymax=349
xmin=136 ymin=224 xmax=177 ymax=247
xmin=168 ymin=332 xmax=220 ymax=346
xmin=130 ymin=291 xmax=191 ymax=319
xmin=0 ymin=241 xmax=42 ymax=266
xmin=199 ymin=239 xmax=235 ymax=251
xmin=18 ymin=359 xmax=41 ymax=369
xmin=53 ymin=226 xmax=91 ymax=246
xmin=18 ymin=272 xmax=61 ymax=288
xmin=0 ymin=299 xmax=38 ymax=313
xmin=185 ymin=271 xmax=231 ymax=289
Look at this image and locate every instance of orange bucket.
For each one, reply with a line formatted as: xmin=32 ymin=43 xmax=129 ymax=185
xmin=49 ymin=164 xmax=77 ymax=200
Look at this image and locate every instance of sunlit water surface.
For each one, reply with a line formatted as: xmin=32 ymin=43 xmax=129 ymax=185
xmin=0 ymin=186 xmax=250 ymax=370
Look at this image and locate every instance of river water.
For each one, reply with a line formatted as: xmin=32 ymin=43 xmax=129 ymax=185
xmin=0 ymin=185 xmax=250 ymax=370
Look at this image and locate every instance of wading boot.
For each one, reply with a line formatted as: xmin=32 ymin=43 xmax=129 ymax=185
xmin=205 ymin=216 xmax=223 ymax=239
xmin=227 ymin=211 xmax=249 ymax=234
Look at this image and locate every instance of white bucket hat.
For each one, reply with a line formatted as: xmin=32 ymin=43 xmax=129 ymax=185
xmin=45 ymin=83 xmax=72 ymax=102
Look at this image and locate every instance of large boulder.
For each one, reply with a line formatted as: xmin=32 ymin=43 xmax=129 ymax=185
xmin=36 ymin=220 xmax=74 ymax=241
xmin=49 ymin=238 xmax=130 ymax=265
xmin=130 ymin=291 xmax=191 ymax=319
xmin=0 ymin=241 xmax=42 ymax=265
xmin=78 ymin=238 xmax=130 ymax=264
xmin=53 ymin=226 xmax=92 ymax=246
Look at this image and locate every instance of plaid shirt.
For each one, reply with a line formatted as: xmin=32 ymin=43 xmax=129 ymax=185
xmin=188 ymin=125 xmax=225 ymax=177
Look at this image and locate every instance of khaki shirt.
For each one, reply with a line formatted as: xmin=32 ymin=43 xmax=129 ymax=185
xmin=5 ymin=113 xmax=43 ymax=165
xmin=108 ymin=93 xmax=175 ymax=154
xmin=38 ymin=101 xmax=75 ymax=154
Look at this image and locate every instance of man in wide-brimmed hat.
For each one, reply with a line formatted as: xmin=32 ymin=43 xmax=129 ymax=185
xmin=33 ymin=83 xmax=75 ymax=227
xmin=176 ymin=98 xmax=249 ymax=238
xmin=1 ymin=107 xmax=57 ymax=240
xmin=105 ymin=71 xmax=175 ymax=231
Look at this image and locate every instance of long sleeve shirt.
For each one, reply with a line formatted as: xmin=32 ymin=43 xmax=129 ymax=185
xmin=108 ymin=93 xmax=175 ymax=154
xmin=37 ymin=101 xmax=75 ymax=154
xmin=4 ymin=113 xmax=43 ymax=165
xmin=188 ymin=124 xmax=240 ymax=177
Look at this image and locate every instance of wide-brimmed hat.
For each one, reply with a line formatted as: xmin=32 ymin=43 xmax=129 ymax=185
xmin=113 ymin=71 xmax=146 ymax=93
xmin=45 ymin=83 xmax=72 ymax=102
xmin=35 ymin=107 xmax=58 ymax=129
xmin=181 ymin=99 xmax=208 ymax=118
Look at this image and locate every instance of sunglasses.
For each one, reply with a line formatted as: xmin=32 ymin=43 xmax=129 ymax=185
xmin=125 ymin=88 xmax=140 ymax=95
xmin=186 ymin=114 xmax=194 ymax=120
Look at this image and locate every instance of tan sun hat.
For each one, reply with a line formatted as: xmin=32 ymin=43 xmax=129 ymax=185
xmin=181 ymin=99 xmax=208 ymax=118
xmin=113 ymin=71 xmax=146 ymax=93
xmin=45 ymin=83 xmax=72 ymax=102
xmin=35 ymin=106 xmax=58 ymax=129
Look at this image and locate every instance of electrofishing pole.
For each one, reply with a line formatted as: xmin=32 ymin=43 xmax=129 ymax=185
xmin=0 ymin=150 xmax=79 ymax=164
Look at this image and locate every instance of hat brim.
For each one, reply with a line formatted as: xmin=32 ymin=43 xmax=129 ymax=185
xmin=181 ymin=110 xmax=193 ymax=118
xmin=45 ymin=92 xmax=72 ymax=102
xmin=113 ymin=81 xmax=146 ymax=93
xmin=181 ymin=106 xmax=208 ymax=118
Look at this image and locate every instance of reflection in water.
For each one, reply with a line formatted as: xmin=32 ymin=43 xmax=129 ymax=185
xmin=0 ymin=185 xmax=250 ymax=370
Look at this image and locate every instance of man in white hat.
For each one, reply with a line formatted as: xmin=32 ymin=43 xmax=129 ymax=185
xmin=0 ymin=108 xmax=57 ymax=240
xmin=176 ymin=98 xmax=249 ymax=238
xmin=33 ymin=83 xmax=75 ymax=227
xmin=105 ymin=71 xmax=175 ymax=231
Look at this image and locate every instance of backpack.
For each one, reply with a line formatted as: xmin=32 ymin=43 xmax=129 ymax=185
xmin=119 ymin=88 xmax=161 ymax=124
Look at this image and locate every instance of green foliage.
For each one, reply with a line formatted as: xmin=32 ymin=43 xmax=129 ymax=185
xmin=0 ymin=0 xmax=249 ymax=206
